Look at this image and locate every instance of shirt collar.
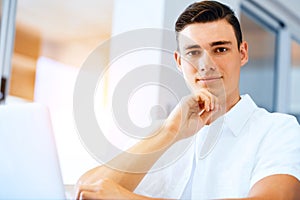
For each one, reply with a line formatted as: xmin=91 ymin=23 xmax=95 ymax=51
xmin=224 ymin=94 xmax=258 ymax=137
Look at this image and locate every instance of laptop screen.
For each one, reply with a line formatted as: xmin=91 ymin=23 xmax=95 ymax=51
xmin=0 ymin=103 xmax=65 ymax=199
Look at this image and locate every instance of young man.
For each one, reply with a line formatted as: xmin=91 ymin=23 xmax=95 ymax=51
xmin=75 ymin=1 xmax=300 ymax=199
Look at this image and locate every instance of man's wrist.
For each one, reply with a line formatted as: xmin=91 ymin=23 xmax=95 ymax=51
xmin=158 ymin=121 xmax=181 ymax=145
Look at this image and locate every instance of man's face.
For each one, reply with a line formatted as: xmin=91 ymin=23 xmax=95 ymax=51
xmin=175 ymin=19 xmax=248 ymax=103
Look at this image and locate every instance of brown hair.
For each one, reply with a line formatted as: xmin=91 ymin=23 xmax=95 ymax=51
xmin=175 ymin=0 xmax=242 ymax=48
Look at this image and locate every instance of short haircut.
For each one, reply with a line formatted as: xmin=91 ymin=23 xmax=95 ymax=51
xmin=175 ymin=0 xmax=242 ymax=48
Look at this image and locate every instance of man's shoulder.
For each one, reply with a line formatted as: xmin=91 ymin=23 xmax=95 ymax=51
xmin=235 ymin=95 xmax=299 ymax=142
xmin=248 ymin=106 xmax=300 ymax=146
xmin=241 ymin=94 xmax=299 ymax=128
xmin=249 ymin=110 xmax=300 ymax=189
xmin=254 ymin=105 xmax=298 ymax=126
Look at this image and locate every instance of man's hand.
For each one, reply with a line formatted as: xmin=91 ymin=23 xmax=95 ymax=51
xmin=76 ymin=178 xmax=131 ymax=200
xmin=165 ymin=88 xmax=222 ymax=142
xmin=76 ymin=178 xmax=157 ymax=200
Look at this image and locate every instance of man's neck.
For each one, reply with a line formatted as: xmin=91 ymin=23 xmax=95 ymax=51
xmin=225 ymin=93 xmax=241 ymax=113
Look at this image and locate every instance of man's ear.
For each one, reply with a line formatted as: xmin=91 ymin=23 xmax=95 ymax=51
xmin=174 ymin=51 xmax=182 ymax=72
xmin=240 ymin=41 xmax=249 ymax=67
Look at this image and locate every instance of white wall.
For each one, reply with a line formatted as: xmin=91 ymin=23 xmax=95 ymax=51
xmin=34 ymin=57 xmax=99 ymax=184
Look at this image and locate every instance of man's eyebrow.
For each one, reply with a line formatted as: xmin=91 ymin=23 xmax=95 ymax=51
xmin=183 ymin=44 xmax=201 ymax=50
xmin=183 ymin=41 xmax=232 ymax=50
xmin=210 ymin=41 xmax=232 ymax=47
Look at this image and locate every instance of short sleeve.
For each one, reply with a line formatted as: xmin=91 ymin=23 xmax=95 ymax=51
xmin=250 ymin=114 xmax=300 ymax=188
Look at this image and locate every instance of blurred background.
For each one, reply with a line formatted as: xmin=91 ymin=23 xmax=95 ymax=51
xmin=0 ymin=0 xmax=299 ymax=186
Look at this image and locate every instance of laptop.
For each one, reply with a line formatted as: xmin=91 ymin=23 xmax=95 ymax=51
xmin=0 ymin=103 xmax=66 ymax=199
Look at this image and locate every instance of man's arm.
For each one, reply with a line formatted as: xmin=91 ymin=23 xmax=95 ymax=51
xmin=245 ymin=174 xmax=300 ymax=200
xmin=77 ymin=177 xmax=168 ymax=200
xmin=75 ymin=124 xmax=177 ymax=198
xmin=77 ymin=174 xmax=300 ymax=200
xmin=221 ymin=174 xmax=300 ymax=200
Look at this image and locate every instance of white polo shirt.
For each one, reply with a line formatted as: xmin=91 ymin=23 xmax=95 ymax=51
xmin=135 ymin=94 xmax=300 ymax=199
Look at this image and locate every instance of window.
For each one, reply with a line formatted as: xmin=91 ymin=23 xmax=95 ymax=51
xmin=0 ymin=0 xmax=17 ymax=103
xmin=240 ymin=0 xmax=300 ymax=123
xmin=240 ymin=12 xmax=276 ymax=112
xmin=290 ymin=40 xmax=300 ymax=119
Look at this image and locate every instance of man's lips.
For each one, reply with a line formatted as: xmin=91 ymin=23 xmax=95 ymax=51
xmin=196 ymin=76 xmax=223 ymax=83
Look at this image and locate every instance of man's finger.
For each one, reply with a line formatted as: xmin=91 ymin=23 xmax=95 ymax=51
xmin=80 ymin=191 xmax=101 ymax=200
xmin=195 ymin=89 xmax=218 ymax=110
xmin=199 ymin=106 xmax=219 ymax=125
xmin=75 ymin=184 xmax=99 ymax=200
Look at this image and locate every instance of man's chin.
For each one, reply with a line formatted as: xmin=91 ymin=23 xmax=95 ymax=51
xmin=192 ymin=85 xmax=226 ymax=97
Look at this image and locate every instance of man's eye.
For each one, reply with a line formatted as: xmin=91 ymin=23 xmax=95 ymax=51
xmin=186 ymin=50 xmax=201 ymax=56
xmin=215 ymin=48 xmax=228 ymax=53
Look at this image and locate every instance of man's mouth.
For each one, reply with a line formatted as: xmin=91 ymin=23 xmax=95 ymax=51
xmin=196 ymin=76 xmax=223 ymax=83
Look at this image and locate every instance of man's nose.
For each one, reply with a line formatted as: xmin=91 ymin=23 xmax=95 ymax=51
xmin=197 ymin=52 xmax=216 ymax=72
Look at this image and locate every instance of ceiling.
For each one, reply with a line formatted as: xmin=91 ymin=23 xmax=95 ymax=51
xmin=14 ymin=0 xmax=300 ymax=42
xmin=273 ymin=0 xmax=300 ymax=19
xmin=16 ymin=0 xmax=114 ymax=42
xmin=252 ymin=0 xmax=300 ymax=38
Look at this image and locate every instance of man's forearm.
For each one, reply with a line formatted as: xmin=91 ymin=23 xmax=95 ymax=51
xmin=77 ymin=125 xmax=176 ymax=192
